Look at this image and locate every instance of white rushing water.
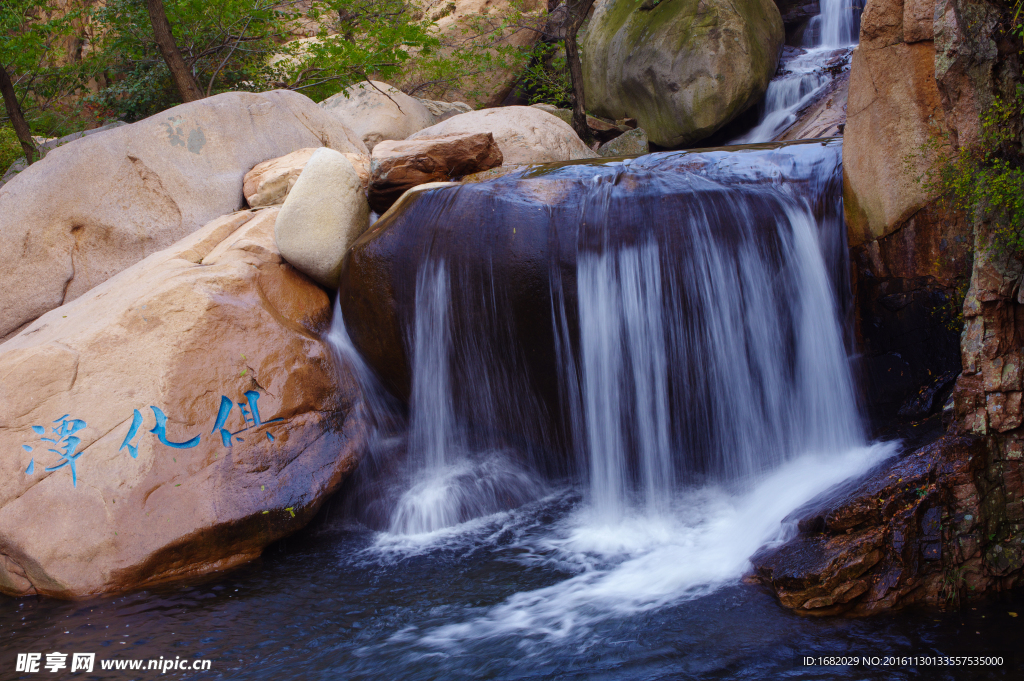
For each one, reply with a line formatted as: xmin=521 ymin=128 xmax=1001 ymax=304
xmin=328 ymin=142 xmax=889 ymax=649
xmin=731 ymin=0 xmax=860 ymax=143
xmin=569 ymin=201 xmax=864 ymax=521
xmin=388 ymin=442 xmax=894 ymax=651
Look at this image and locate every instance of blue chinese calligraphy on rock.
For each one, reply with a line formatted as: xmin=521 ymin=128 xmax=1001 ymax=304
xmin=149 ymin=407 xmax=200 ymax=449
xmin=33 ymin=415 xmax=89 ymax=487
xmin=212 ymin=390 xmax=283 ymax=447
xmin=119 ymin=409 xmax=144 ymax=459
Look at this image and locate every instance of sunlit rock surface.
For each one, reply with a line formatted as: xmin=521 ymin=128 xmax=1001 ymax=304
xmin=0 ymin=209 xmax=368 ymax=598
xmin=408 ymin=107 xmax=597 ymax=165
xmin=0 ymin=90 xmax=366 ymax=342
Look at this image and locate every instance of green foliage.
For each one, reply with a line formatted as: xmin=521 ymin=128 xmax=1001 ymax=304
xmin=0 ymin=0 xmax=97 ymax=138
xmin=0 ymin=125 xmax=23 ymax=172
xmin=394 ymin=0 xmax=538 ymax=104
xmin=89 ymin=0 xmax=443 ymax=120
xmin=5 ymin=0 xmax=544 ymax=137
xmin=517 ymin=41 xmax=572 ymax=108
xmin=919 ymin=89 xmax=1024 ymax=257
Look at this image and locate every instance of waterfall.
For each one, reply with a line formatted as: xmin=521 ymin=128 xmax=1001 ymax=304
xmin=804 ymin=0 xmax=862 ymax=49
xmin=335 ymin=140 xmax=871 ymax=540
xmin=408 ymin=260 xmax=456 ymax=472
xmin=560 ymin=155 xmax=862 ymax=518
xmin=321 ymin=139 xmax=901 ymax=651
xmin=577 ymin=242 xmax=674 ymax=518
xmin=731 ymin=0 xmax=862 ymax=143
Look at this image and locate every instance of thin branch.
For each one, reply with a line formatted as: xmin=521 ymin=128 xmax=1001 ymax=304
xmin=206 ymin=13 xmax=254 ymax=95
xmin=362 ymin=73 xmax=404 ymax=113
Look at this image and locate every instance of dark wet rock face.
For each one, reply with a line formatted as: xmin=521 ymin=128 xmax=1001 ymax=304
xmin=753 ymin=434 xmax=1003 ymax=615
xmin=339 ymin=141 xmax=848 ymax=475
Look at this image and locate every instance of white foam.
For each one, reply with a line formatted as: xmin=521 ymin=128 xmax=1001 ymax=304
xmin=408 ymin=442 xmax=896 ymax=649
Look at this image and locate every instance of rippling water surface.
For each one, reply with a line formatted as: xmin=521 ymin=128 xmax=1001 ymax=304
xmin=3 ymin=479 xmax=1023 ymax=681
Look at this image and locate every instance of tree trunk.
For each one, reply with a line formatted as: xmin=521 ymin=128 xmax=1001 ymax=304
xmin=145 ymin=0 xmax=204 ymax=103
xmin=0 ymin=63 xmax=36 ymax=165
xmin=562 ymin=0 xmax=596 ymax=144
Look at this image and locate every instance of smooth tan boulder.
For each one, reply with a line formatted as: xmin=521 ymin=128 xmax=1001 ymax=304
xmin=407 ymin=107 xmax=597 ymax=165
xmin=0 ymin=208 xmax=367 ymax=599
xmin=0 ymin=90 xmax=368 ymax=342
xmin=843 ymin=0 xmax=949 ymax=247
xmin=274 ymin=148 xmax=370 ymax=289
xmin=368 ymin=133 xmax=503 ymax=213
xmin=319 ymin=81 xmax=435 ymax=151
xmin=244 ymin=147 xmax=318 ymax=208
xmin=244 ymin=149 xmax=370 ymax=208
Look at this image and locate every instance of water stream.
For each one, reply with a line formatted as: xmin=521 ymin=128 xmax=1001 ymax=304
xmin=731 ymin=0 xmax=861 ymax=143
xmin=5 ymin=137 xmax=1020 ymax=678
xmin=322 ymin=140 xmax=902 ymax=652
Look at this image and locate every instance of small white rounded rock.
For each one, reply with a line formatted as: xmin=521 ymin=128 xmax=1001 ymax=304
xmin=274 ymin=147 xmax=370 ymax=289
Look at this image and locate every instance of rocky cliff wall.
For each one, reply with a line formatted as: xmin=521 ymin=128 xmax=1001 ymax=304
xmin=757 ymin=0 xmax=1024 ymax=614
xmin=845 ymin=0 xmax=1020 ymax=426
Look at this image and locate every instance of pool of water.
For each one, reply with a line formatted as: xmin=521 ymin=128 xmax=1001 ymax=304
xmin=4 ymin=483 xmax=1022 ymax=681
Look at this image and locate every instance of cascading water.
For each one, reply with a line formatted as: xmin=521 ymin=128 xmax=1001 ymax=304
xmin=805 ymin=0 xmax=863 ymax=48
xmin=332 ymin=140 xmax=896 ymax=645
xmin=567 ymin=186 xmax=863 ymax=521
xmin=577 ymin=242 xmax=673 ymax=517
xmin=731 ymin=0 xmax=862 ymax=143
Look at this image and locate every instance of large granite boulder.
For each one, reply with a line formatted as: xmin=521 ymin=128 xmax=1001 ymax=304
xmin=0 ymin=208 xmax=368 ymax=599
xmin=0 ymin=122 xmax=127 ymax=188
xmin=415 ymin=98 xmax=472 ymax=121
xmin=404 ymin=0 xmax=546 ymax=108
xmin=582 ymin=0 xmax=784 ymax=147
xmin=319 ymin=81 xmax=435 ymax=152
xmin=368 ymin=132 xmax=503 ymax=213
xmin=407 ymin=106 xmax=597 ymax=165
xmin=0 ymin=90 xmax=367 ymax=342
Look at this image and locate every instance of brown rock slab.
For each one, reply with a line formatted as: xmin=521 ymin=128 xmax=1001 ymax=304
xmin=844 ymin=39 xmax=949 ymax=247
xmin=368 ymin=133 xmax=503 ymax=213
xmin=753 ymin=434 xmax=987 ymax=615
xmin=0 ymin=208 xmax=367 ymax=599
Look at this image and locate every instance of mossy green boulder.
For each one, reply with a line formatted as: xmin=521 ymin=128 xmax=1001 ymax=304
xmin=582 ymin=0 xmax=784 ymax=147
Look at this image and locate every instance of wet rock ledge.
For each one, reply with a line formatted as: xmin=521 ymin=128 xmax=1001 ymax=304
xmin=752 ymin=433 xmax=1024 ymax=615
